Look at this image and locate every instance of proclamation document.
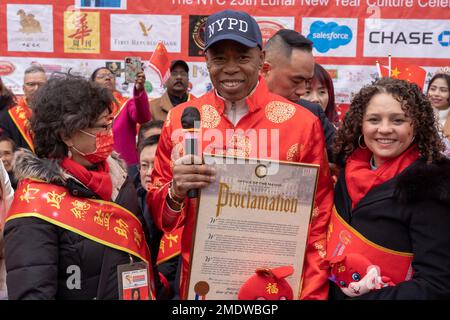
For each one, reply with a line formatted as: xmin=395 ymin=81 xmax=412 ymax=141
xmin=186 ymin=155 xmax=319 ymax=300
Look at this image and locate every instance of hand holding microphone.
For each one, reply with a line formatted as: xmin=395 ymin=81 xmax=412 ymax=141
xmin=181 ymin=107 xmax=201 ymax=198
xmin=169 ymin=107 xmax=215 ymax=205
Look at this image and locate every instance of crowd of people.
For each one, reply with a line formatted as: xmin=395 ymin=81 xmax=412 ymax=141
xmin=0 ymin=8 xmax=449 ymax=300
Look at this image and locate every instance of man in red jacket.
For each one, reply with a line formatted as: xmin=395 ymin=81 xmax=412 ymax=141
xmin=147 ymin=10 xmax=333 ymax=299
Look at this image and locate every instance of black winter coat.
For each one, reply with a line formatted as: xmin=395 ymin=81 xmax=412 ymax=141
xmin=329 ymin=158 xmax=450 ymax=300
xmin=136 ymin=181 xmax=179 ymax=300
xmin=5 ymin=150 xmax=148 ymax=300
xmin=298 ymin=99 xmax=336 ymax=162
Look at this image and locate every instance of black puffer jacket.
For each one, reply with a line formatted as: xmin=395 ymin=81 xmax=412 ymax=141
xmin=5 ymin=150 xmax=147 ymax=300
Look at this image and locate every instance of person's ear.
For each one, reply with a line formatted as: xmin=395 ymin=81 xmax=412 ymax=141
xmin=60 ymin=130 xmax=73 ymax=148
xmin=261 ymin=61 xmax=272 ymax=77
xmin=205 ymin=54 xmax=211 ymax=71
xmin=258 ymin=50 xmax=265 ymax=70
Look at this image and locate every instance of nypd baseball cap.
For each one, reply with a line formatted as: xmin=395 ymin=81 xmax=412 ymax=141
xmin=204 ymin=10 xmax=263 ymax=51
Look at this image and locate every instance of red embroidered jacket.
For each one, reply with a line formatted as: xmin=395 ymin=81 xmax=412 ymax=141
xmin=147 ymin=78 xmax=333 ymax=299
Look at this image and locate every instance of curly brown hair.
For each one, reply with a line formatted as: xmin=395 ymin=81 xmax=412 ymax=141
xmin=334 ymin=77 xmax=444 ymax=165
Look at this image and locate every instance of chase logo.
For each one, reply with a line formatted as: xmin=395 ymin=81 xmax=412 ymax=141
xmin=438 ymin=31 xmax=450 ymax=47
xmin=307 ymin=21 xmax=352 ymax=53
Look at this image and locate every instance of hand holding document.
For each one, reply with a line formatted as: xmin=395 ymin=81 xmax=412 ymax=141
xmin=186 ymin=155 xmax=319 ymax=300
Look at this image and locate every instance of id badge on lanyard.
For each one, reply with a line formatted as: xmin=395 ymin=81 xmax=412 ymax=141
xmin=117 ymin=257 xmax=152 ymax=300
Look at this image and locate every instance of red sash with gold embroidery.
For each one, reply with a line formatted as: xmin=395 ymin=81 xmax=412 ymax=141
xmin=113 ymin=91 xmax=130 ymax=119
xmin=157 ymin=227 xmax=183 ymax=265
xmin=326 ymin=206 xmax=413 ymax=284
xmin=7 ymin=179 xmax=152 ymax=264
xmin=8 ymin=99 xmax=34 ymax=152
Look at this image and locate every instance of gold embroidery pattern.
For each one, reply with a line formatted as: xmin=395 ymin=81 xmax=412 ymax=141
xmin=265 ymin=101 xmax=296 ymax=124
xmin=314 ymin=241 xmax=326 ymax=259
xmin=15 ymin=106 xmax=24 ymax=114
xmin=311 ymin=206 xmax=320 ymax=219
xmin=93 ymin=209 xmax=113 ymax=230
xmin=46 ymin=191 xmax=67 ymax=209
xmin=327 ymin=221 xmax=333 ymax=242
xmin=151 ymin=179 xmax=163 ymax=189
xmin=20 ymin=184 xmax=40 ymax=203
xmin=70 ymin=200 xmax=90 ymax=221
xmin=165 ymin=233 xmax=179 ymax=248
xmin=114 ymin=218 xmax=129 ymax=239
xmin=201 ymin=104 xmax=220 ymax=129
xmin=134 ymin=228 xmax=143 ymax=248
xmin=226 ymin=134 xmax=252 ymax=158
xmin=266 ymin=282 xmax=279 ymax=295
xmin=286 ymin=144 xmax=299 ymax=161
xmin=18 ymin=112 xmax=27 ymax=120
xmin=160 ymin=239 xmax=165 ymax=254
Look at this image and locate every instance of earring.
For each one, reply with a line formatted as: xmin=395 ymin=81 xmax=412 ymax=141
xmin=358 ymin=135 xmax=367 ymax=149
xmin=68 ymin=148 xmax=73 ymax=159
xmin=411 ymin=135 xmax=416 ymax=143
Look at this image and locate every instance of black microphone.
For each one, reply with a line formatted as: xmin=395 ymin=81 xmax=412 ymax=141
xmin=181 ymin=107 xmax=201 ymax=198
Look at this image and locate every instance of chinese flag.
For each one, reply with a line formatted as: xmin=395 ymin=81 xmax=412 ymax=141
xmin=149 ymin=42 xmax=170 ymax=84
xmin=381 ymin=59 xmax=426 ymax=89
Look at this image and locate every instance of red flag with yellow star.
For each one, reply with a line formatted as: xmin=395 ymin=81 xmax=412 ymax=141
xmin=380 ymin=60 xmax=426 ymax=89
xmin=149 ymin=42 xmax=170 ymax=85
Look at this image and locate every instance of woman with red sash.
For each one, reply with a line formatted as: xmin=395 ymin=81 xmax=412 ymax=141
xmin=326 ymin=78 xmax=450 ymax=299
xmin=3 ymin=76 xmax=154 ymax=300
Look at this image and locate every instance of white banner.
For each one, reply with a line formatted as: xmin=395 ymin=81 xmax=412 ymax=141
xmin=7 ymin=4 xmax=54 ymax=53
xmin=110 ymin=14 xmax=182 ymax=52
xmin=364 ymin=19 xmax=450 ymax=58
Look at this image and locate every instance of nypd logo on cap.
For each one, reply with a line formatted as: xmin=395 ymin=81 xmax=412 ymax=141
xmin=204 ymin=10 xmax=263 ymax=51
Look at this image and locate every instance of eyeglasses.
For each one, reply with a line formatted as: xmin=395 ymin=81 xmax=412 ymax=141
xmin=170 ymin=71 xmax=188 ymax=77
xmin=80 ymin=122 xmax=113 ymax=137
xmin=24 ymin=82 xmax=45 ymax=88
xmin=95 ymin=73 xmax=114 ymax=80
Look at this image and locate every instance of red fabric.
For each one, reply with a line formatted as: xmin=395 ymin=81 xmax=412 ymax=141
xmin=60 ymin=157 xmax=112 ymax=201
xmin=149 ymin=42 xmax=170 ymax=84
xmin=238 ymin=266 xmax=294 ymax=300
xmin=112 ymin=91 xmax=129 ymax=117
xmin=147 ymin=77 xmax=334 ymax=300
xmin=345 ymin=145 xmax=420 ymax=207
xmin=380 ymin=59 xmax=427 ymax=89
xmin=8 ymin=97 xmax=34 ymax=151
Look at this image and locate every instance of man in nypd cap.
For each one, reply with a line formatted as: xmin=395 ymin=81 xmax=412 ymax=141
xmin=147 ymin=9 xmax=333 ymax=300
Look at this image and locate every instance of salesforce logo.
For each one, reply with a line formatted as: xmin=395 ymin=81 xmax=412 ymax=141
xmin=438 ymin=31 xmax=450 ymax=47
xmin=307 ymin=21 xmax=352 ymax=53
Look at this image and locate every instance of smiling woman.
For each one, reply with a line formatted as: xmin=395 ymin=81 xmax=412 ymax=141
xmin=326 ymin=77 xmax=450 ymax=300
xmin=426 ymin=70 xmax=450 ymax=146
xmin=4 ymin=76 xmax=154 ymax=300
